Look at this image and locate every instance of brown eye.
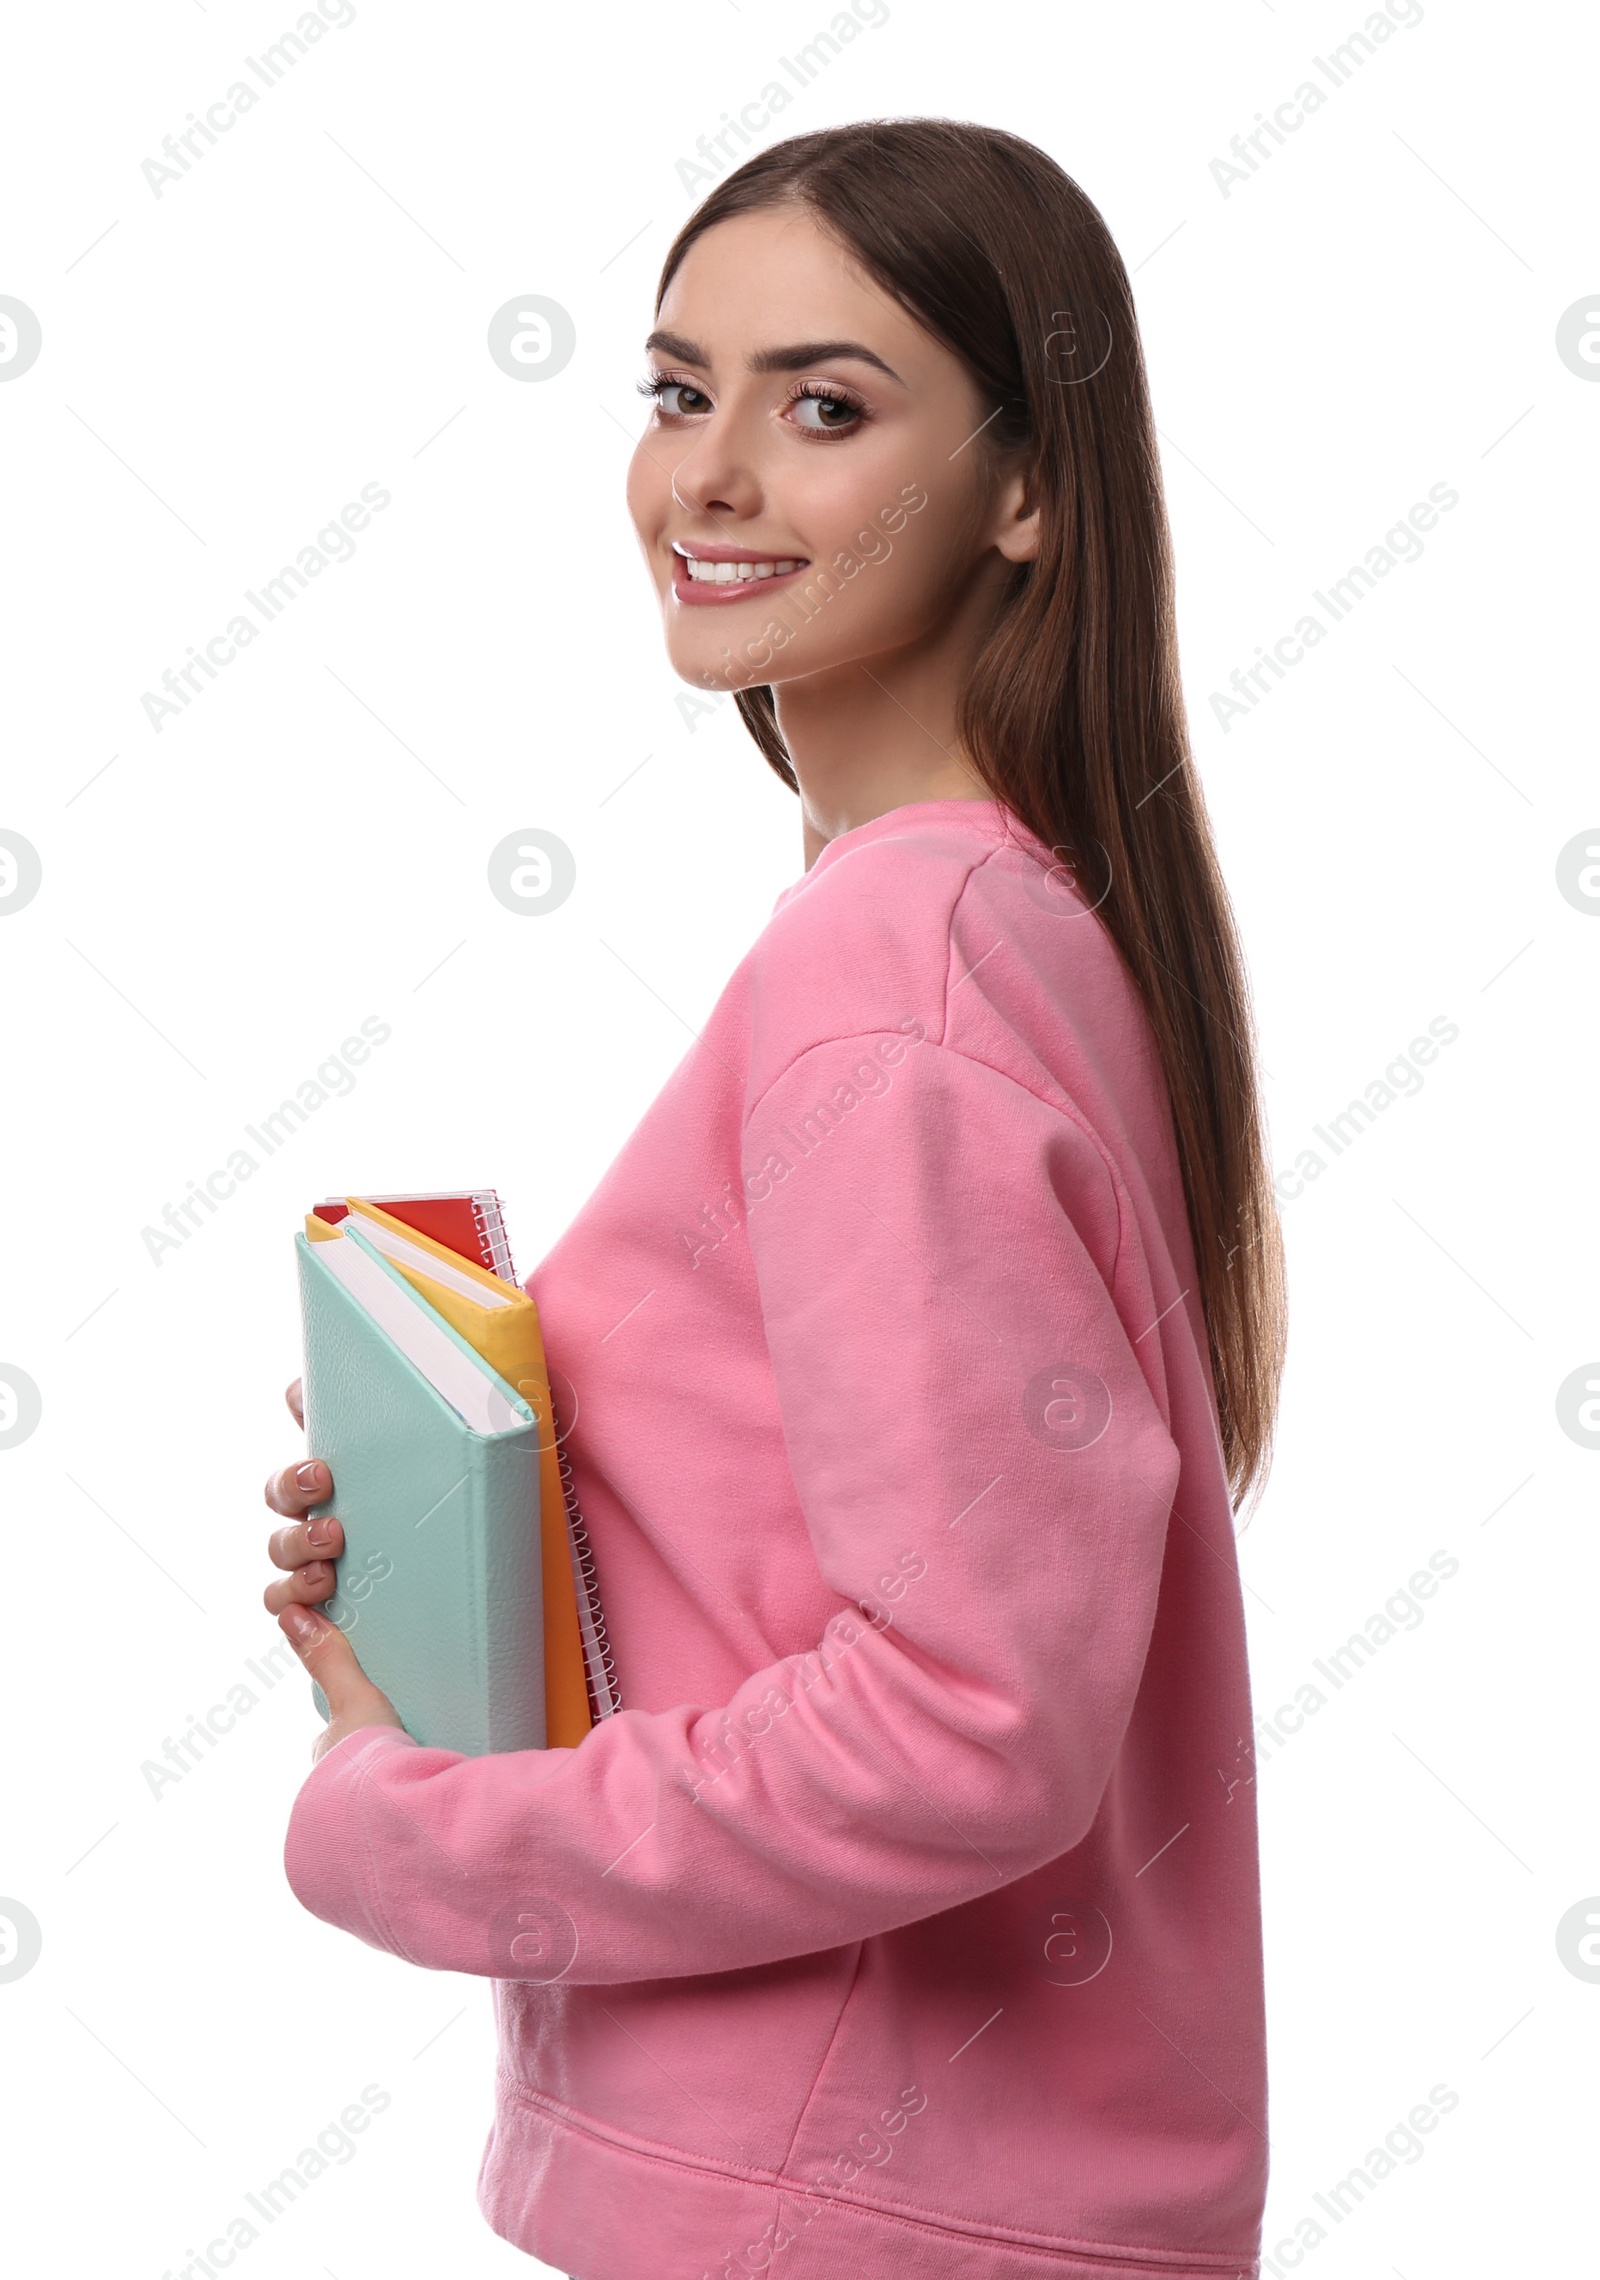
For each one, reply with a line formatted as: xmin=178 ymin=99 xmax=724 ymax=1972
xmin=644 ymin=377 xmax=711 ymax=416
xmin=789 ymin=387 xmax=863 ymax=435
xmin=667 ymin=382 xmax=710 ymax=414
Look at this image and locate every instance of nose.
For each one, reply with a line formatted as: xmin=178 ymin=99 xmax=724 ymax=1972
xmin=669 ymin=414 xmax=764 ymax=528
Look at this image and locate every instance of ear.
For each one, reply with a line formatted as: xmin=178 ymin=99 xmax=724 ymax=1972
xmin=989 ymin=458 xmax=1041 ymax=567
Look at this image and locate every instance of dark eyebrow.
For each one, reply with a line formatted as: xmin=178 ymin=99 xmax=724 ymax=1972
xmin=643 ymin=329 xmax=905 ymax=385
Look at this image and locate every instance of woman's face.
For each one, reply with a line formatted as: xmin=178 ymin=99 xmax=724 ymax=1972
xmin=626 ymin=204 xmax=1033 ymax=697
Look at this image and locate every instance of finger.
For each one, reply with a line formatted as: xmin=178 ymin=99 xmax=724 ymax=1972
xmin=263 ymin=1560 xmax=336 ymax=1615
xmin=286 ymin=1377 xmax=304 ymax=1429
xmin=278 ymin=1605 xmax=392 ymax=1724
xmin=264 ymin=1457 xmax=333 ymax=1519
xmin=266 ymin=1512 xmax=344 ymax=1573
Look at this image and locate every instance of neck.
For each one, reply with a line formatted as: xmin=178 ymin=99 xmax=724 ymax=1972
xmin=774 ymin=589 xmax=1005 ymax=872
xmin=794 ymin=744 xmax=994 ymax=869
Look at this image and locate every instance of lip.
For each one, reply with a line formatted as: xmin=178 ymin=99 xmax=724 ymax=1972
xmin=669 ymin=540 xmax=813 ymax=608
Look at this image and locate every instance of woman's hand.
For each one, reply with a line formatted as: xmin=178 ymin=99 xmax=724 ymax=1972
xmin=265 ymin=1377 xmax=408 ymax=1763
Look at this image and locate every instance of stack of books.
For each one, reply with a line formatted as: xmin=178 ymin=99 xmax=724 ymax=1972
xmin=295 ymin=1191 xmax=617 ymax=1754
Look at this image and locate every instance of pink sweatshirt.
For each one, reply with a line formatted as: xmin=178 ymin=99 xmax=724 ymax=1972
xmin=284 ymin=797 xmax=1269 ymax=2280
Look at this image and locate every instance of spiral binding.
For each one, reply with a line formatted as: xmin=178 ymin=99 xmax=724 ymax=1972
xmin=473 ymin=1189 xmax=518 ymax=1285
xmin=552 ymin=1389 xmax=620 ymax=1720
xmin=474 ymin=1187 xmax=617 ymax=1720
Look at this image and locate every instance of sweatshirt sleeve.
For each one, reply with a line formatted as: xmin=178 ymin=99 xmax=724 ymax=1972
xmin=283 ymin=1038 xmax=1183 ymax=1984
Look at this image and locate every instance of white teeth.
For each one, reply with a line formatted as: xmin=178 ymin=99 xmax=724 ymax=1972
xmin=682 ymin=556 xmax=802 ymax=583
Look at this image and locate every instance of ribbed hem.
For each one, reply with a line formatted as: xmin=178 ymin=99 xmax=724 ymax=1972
xmin=477 ymin=2074 xmax=1261 ymax=2280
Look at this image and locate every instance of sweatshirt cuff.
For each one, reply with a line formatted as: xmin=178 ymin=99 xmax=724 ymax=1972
xmin=282 ymin=1723 xmax=421 ymax=1956
xmin=334 ymin=1723 xmax=420 ymax=1755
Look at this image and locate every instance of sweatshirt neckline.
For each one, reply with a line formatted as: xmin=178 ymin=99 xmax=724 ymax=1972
xmin=801 ymin=797 xmax=1016 ymax=884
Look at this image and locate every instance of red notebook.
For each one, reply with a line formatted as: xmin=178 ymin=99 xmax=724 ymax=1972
xmin=313 ymin=1191 xmax=518 ymax=1284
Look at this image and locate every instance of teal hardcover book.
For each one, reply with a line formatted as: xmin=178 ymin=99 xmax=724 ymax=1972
xmin=294 ymin=1225 xmax=547 ymax=1755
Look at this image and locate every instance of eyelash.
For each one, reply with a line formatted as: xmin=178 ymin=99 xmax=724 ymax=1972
xmin=635 ymin=369 xmax=869 ymax=440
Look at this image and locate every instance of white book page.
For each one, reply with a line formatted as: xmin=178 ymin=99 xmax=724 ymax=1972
xmin=347 ymin=1210 xmax=515 ymax=1308
xmin=316 ymin=1235 xmax=528 ymax=1436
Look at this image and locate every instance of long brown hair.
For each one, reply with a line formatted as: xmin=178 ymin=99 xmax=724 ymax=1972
xmin=654 ymin=120 xmax=1286 ymax=1511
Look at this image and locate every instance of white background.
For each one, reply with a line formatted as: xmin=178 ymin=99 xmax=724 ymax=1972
xmin=0 ymin=1 xmax=1592 ymax=2274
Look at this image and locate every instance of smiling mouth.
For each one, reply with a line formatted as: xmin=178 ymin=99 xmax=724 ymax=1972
xmin=670 ymin=544 xmax=812 ymax=603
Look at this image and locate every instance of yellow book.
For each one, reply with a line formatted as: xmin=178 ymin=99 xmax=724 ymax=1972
xmin=304 ymin=1198 xmax=595 ymax=1746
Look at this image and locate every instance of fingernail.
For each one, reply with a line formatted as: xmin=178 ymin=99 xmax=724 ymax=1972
xmin=295 ymin=1462 xmax=325 ymax=1494
xmin=284 ymin=1606 xmax=322 ymax=1643
xmin=306 ymin=1517 xmax=335 ymax=1549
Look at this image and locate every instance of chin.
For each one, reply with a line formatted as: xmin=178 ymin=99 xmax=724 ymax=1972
xmin=668 ymin=638 xmax=786 ymax=694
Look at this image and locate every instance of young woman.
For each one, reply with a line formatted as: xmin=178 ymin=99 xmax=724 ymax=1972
xmin=266 ymin=120 xmax=1286 ymax=2280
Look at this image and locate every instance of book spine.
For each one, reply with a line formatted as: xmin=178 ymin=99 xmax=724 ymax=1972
xmin=477 ymin=1432 xmax=543 ymax=1756
xmin=552 ymin=1401 xmax=620 ymax=1719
